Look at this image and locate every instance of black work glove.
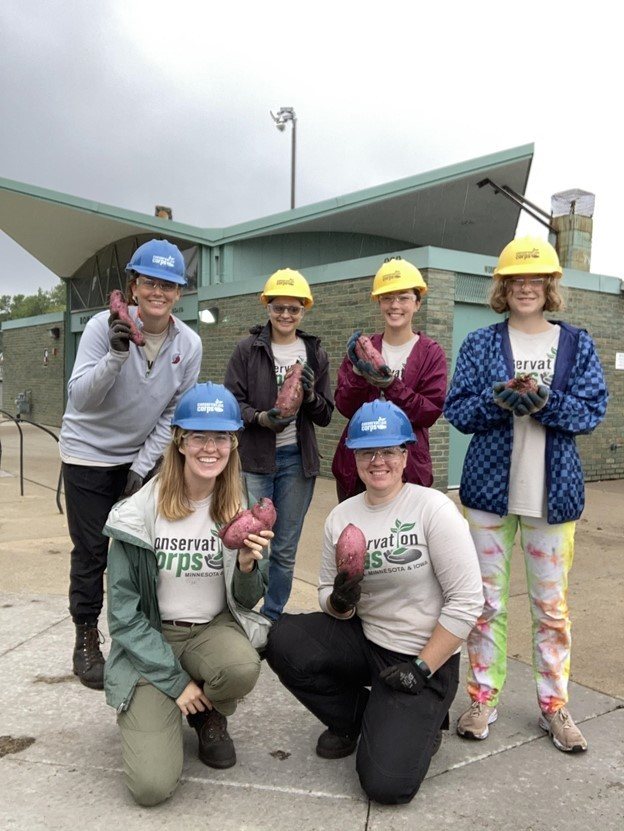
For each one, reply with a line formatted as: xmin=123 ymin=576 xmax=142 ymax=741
xmin=346 ymin=330 xmax=393 ymax=387
xmin=257 ymin=408 xmax=296 ymax=433
xmin=329 ymin=571 xmax=363 ymax=614
xmin=301 ymin=362 xmax=315 ymax=403
xmin=346 ymin=330 xmax=362 ymax=367
xmin=514 ymin=385 xmax=550 ymax=417
xmin=108 ymin=313 xmax=131 ymax=353
xmin=122 ymin=470 xmax=143 ymax=498
xmin=492 ymin=382 xmax=520 ymax=411
xmin=379 ymin=659 xmax=429 ymax=695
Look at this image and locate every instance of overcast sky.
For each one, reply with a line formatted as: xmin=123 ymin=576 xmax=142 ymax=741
xmin=1 ymin=0 xmax=620 ymax=296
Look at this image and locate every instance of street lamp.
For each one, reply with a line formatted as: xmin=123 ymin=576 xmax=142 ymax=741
xmin=270 ymin=106 xmax=297 ymax=209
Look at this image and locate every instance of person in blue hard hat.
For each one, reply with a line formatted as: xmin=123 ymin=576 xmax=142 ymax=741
xmin=103 ymin=383 xmax=272 ymax=807
xmin=265 ymin=399 xmax=483 ymax=805
xmin=59 ymin=239 xmax=202 ymax=691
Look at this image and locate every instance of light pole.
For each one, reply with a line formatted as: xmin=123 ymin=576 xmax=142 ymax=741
xmin=270 ymin=107 xmax=297 ymax=209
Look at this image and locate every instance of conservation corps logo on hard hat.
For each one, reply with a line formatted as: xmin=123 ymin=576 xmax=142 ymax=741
xmin=152 ymin=255 xmax=176 ymax=268
xmin=361 ymin=417 xmax=387 ymax=433
xmin=276 ymin=277 xmax=295 ymax=286
xmin=516 ymin=248 xmax=540 ymax=262
xmin=197 ymin=399 xmax=224 ymax=414
xmin=381 ymin=271 xmax=401 ymax=283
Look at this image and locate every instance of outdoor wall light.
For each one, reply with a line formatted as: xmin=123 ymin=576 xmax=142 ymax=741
xmin=49 ymin=327 xmax=61 ymax=340
xmin=199 ymin=308 xmax=219 ymax=325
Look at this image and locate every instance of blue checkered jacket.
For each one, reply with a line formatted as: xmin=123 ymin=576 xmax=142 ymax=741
xmin=444 ymin=321 xmax=608 ymax=524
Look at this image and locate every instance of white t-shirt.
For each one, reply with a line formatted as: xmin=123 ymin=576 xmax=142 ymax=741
xmin=508 ymin=324 xmax=561 ymax=518
xmin=154 ymin=494 xmax=227 ymax=623
xmin=271 ymin=338 xmax=306 ymax=448
xmin=318 ymin=484 xmax=483 ymax=656
xmin=381 ymin=334 xmax=419 ymax=380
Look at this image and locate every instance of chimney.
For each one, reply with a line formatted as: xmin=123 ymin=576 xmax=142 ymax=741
xmin=550 ymin=189 xmax=594 ymax=272
xmin=155 ymin=205 xmax=173 ymax=220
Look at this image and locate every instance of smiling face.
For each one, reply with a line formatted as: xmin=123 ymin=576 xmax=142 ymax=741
xmin=179 ymin=431 xmax=233 ymax=495
xmin=378 ymin=290 xmax=421 ymax=334
xmin=266 ymin=295 xmax=305 ymax=343
xmin=131 ymin=274 xmax=181 ymax=333
xmin=504 ymin=275 xmax=547 ymax=320
xmin=354 ymin=445 xmax=408 ymax=502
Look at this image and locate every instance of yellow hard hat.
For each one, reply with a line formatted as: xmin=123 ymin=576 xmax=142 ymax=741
xmin=260 ymin=268 xmax=314 ymax=308
xmin=493 ymin=236 xmax=562 ymax=279
xmin=371 ymin=257 xmax=428 ymax=298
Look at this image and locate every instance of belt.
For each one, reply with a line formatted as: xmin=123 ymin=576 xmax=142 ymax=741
xmin=161 ymin=619 xmax=196 ymax=628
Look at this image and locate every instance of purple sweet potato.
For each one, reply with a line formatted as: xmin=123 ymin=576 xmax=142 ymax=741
xmin=109 ymin=290 xmax=145 ymax=346
xmin=335 ymin=523 xmax=367 ymax=579
xmin=275 ymin=363 xmax=304 ymax=418
xmin=218 ymin=498 xmax=277 ymax=549
xmin=355 ymin=335 xmax=389 ymax=374
xmin=506 ymin=373 xmax=538 ymax=394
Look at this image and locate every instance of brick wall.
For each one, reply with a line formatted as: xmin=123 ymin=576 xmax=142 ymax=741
xmin=2 ymin=322 xmax=65 ymax=427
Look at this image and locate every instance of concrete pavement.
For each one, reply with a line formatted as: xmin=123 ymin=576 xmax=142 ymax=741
xmin=1 ymin=420 xmax=623 ymax=830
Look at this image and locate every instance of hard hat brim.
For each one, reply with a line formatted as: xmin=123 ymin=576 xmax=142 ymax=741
xmin=494 ymin=266 xmax=562 ymax=278
xmin=172 ymin=417 xmax=243 ymax=431
xmin=346 ymin=436 xmax=416 ymax=449
xmin=127 ymin=265 xmax=187 ymax=285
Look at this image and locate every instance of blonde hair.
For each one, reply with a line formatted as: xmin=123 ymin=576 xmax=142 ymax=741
xmin=157 ymin=427 xmax=243 ymax=525
xmin=489 ymin=275 xmax=565 ymax=314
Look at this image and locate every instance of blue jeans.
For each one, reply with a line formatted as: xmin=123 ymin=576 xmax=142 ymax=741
xmin=244 ymin=444 xmax=315 ymax=620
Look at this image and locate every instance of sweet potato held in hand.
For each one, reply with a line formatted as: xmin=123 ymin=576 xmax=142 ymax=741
xmin=275 ymin=363 xmax=304 ymax=418
xmin=218 ymin=498 xmax=277 ymax=549
xmin=506 ymin=374 xmax=538 ymax=394
xmin=109 ymin=290 xmax=145 ymax=346
xmin=355 ymin=335 xmax=389 ymax=373
xmin=335 ymin=523 xmax=367 ymax=579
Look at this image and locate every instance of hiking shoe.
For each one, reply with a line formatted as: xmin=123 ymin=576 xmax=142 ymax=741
xmin=539 ymin=708 xmax=588 ymax=753
xmin=195 ymin=709 xmax=236 ymax=769
xmin=72 ymin=624 xmax=105 ymax=690
xmin=316 ymin=729 xmax=358 ymax=759
xmin=456 ymin=701 xmax=498 ymax=740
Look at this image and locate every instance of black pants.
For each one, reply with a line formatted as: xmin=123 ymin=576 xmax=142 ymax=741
xmin=63 ymin=463 xmax=130 ymax=624
xmin=265 ymin=613 xmax=460 ymax=805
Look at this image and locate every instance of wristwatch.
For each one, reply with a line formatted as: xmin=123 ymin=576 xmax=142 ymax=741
xmin=414 ymin=656 xmax=433 ymax=679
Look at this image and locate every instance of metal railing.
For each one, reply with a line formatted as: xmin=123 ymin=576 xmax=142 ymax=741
xmin=0 ymin=410 xmax=63 ymax=513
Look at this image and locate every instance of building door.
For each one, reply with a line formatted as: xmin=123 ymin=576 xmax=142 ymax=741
xmin=447 ymin=303 xmax=501 ymax=488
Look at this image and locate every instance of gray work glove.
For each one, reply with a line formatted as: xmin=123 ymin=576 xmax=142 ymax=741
xmin=329 ymin=571 xmax=363 ymax=614
xmin=108 ymin=313 xmax=131 ymax=353
xmin=121 ymin=470 xmax=144 ymax=498
xmin=301 ymin=362 xmax=315 ymax=403
xmin=492 ymin=382 xmax=520 ymax=411
xmin=514 ymin=385 xmax=550 ymax=417
xmin=257 ymin=408 xmax=296 ymax=433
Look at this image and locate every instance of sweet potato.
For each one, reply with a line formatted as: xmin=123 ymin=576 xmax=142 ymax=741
xmin=109 ymin=290 xmax=145 ymax=346
xmin=218 ymin=497 xmax=277 ymax=549
xmin=506 ymin=374 xmax=538 ymax=394
xmin=275 ymin=362 xmax=304 ymax=418
xmin=354 ymin=335 xmax=390 ymax=375
xmin=335 ymin=523 xmax=367 ymax=579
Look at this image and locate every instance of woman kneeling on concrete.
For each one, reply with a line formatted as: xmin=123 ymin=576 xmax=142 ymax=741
xmin=265 ymin=400 xmax=483 ymax=805
xmin=103 ymin=383 xmax=272 ymax=806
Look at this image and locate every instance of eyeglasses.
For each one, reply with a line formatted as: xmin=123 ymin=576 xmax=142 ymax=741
xmin=137 ymin=277 xmax=179 ymax=294
xmin=183 ymin=432 xmax=232 ymax=450
xmin=379 ymin=294 xmax=417 ymax=305
xmin=268 ymin=303 xmax=304 ymax=316
xmin=354 ymin=446 xmax=406 ymax=462
xmin=505 ymin=277 xmax=546 ymax=289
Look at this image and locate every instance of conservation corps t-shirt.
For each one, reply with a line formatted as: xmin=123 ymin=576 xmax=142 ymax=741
xmin=318 ymin=484 xmax=483 ymax=655
xmin=155 ymin=494 xmax=226 ymax=623
xmin=271 ymin=339 xmax=306 ymax=449
xmin=381 ymin=334 xmax=419 ymax=380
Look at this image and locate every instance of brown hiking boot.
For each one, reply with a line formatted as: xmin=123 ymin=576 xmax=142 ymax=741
xmin=195 ymin=709 xmax=236 ymax=769
xmin=72 ymin=624 xmax=105 ymax=690
xmin=539 ymin=708 xmax=588 ymax=753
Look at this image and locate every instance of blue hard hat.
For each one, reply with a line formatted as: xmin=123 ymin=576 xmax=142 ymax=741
xmin=172 ymin=383 xmax=243 ymax=431
xmin=346 ymin=399 xmax=416 ymax=449
xmin=126 ymin=239 xmax=187 ymax=285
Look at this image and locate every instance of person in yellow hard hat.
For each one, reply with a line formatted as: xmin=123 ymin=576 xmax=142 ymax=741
xmin=444 ymin=236 xmax=608 ymax=753
xmin=332 ymin=256 xmax=447 ymax=501
xmin=224 ymin=268 xmax=334 ymax=619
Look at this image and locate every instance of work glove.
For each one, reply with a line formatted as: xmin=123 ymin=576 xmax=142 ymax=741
xmin=492 ymin=382 xmax=520 ymax=411
xmin=257 ymin=408 xmax=296 ymax=433
xmin=379 ymin=659 xmax=429 ymax=695
xmin=329 ymin=571 xmax=363 ymax=614
xmin=122 ymin=470 xmax=144 ymax=498
xmin=108 ymin=313 xmax=131 ymax=353
xmin=346 ymin=330 xmax=393 ymax=387
xmin=514 ymin=385 xmax=550 ymax=417
xmin=301 ymin=362 xmax=315 ymax=403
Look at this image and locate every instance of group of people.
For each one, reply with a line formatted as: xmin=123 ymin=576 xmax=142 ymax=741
xmin=58 ymin=233 xmax=608 ymax=807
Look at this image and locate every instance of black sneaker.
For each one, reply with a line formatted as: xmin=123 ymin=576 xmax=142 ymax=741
xmin=316 ymin=729 xmax=358 ymax=759
xmin=195 ymin=710 xmax=236 ymax=769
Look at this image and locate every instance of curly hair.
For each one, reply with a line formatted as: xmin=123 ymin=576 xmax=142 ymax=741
xmin=489 ymin=276 xmax=565 ymax=314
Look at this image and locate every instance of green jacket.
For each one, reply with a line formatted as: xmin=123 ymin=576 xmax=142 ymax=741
xmin=102 ymin=478 xmax=271 ymax=713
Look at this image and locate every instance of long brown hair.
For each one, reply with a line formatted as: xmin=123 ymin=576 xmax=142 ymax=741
xmin=157 ymin=427 xmax=243 ymax=525
xmin=489 ymin=275 xmax=565 ymax=314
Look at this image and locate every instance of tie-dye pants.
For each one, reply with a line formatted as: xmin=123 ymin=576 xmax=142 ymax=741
xmin=463 ymin=508 xmax=576 ymax=714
